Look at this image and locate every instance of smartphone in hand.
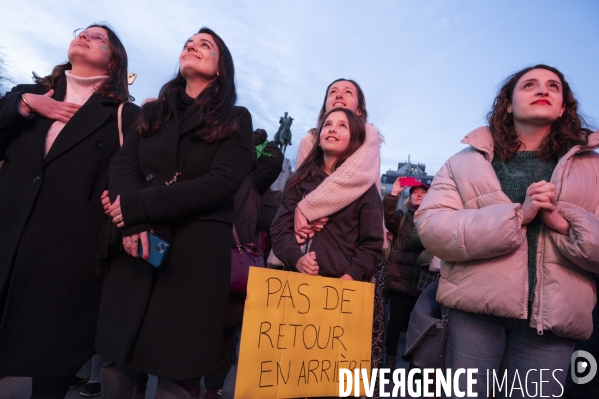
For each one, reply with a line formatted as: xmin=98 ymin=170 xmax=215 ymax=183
xmin=399 ymin=177 xmax=423 ymax=187
xmin=138 ymin=232 xmax=169 ymax=267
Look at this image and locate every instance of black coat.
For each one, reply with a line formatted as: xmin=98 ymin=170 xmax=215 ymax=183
xmin=0 ymin=79 xmax=139 ymax=378
xmin=383 ymin=194 xmax=421 ymax=295
xmin=233 ymin=141 xmax=283 ymax=246
xmin=95 ymin=95 xmax=254 ymax=380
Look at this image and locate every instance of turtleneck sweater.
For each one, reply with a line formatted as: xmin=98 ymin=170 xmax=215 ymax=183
xmin=43 ymin=71 xmax=108 ymax=156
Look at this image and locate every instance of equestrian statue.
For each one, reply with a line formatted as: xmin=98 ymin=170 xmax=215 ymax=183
xmin=274 ymin=111 xmax=293 ymax=155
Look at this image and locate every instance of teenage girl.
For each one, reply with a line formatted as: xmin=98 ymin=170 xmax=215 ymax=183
xmin=271 ymin=107 xmax=383 ymax=282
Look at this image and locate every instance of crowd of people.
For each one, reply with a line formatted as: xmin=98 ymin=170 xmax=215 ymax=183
xmin=0 ymin=23 xmax=597 ymax=399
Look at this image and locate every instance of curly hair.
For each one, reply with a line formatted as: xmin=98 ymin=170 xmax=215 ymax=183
xmin=33 ymin=23 xmax=132 ymax=103
xmin=487 ymin=64 xmax=589 ymax=161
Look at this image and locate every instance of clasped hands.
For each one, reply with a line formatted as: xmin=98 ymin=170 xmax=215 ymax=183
xmin=294 ymin=206 xmax=328 ymax=244
xmin=103 ymin=193 xmax=150 ymax=259
xmin=522 ymin=181 xmax=570 ymax=235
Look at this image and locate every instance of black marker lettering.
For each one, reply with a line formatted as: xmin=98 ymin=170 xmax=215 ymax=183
xmin=341 ymin=288 xmax=356 ymax=314
xmin=332 ymin=326 xmax=347 ymax=351
xmin=258 ymin=321 xmax=273 ymax=348
xmin=323 ymin=286 xmax=339 ymax=310
xmin=277 ymin=280 xmax=295 ymax=309
xmin=259 ymin=361 xmax=273 ymax=387
xmin=276 ymin=361 xmax=291 ymax=385
xmin=297 ymin=283 xmax=311 ymax=314
xmin=266 ymin=277 xmax=282 ymax=307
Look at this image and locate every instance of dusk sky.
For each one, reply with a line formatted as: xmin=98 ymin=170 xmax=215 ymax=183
xmin=1 ymin=0 xmax=598 ymax=175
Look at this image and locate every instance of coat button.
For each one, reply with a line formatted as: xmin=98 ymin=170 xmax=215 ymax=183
xmin=33 ymin=176 xmax=41 ymax=184
xmin=94 ymin=140 xmax=102 ymax=148
xmin=146 ymin=174 xmax=154 ymax=182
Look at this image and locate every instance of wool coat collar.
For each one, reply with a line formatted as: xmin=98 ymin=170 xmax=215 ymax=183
xmin=24 ymin=75 xmax=119 ymax=171
xmin=163 ymin=88 xmax=208 ymax=137
xmin=158 ymin=89 xmax=204 ymax=178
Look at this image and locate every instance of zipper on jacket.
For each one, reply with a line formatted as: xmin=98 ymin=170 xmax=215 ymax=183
xmin=534 ymin=228 xmax=546 ymax=336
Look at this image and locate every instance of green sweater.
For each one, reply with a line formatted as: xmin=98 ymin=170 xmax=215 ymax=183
xmin=491 ymin=151 xmax=557 ymax=306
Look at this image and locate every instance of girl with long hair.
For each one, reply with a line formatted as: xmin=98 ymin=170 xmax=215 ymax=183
xmin=0 ymin=24 xmax=138 ymax=398
xmin=95 ymin=27 xmax=253 ymax=398
xmin=293 ymin=80 xmax=387 ymax=377
xmin=294 ymin=78 xmax=382 ymax=242
xmin=271 ymin=107 xmax=383 ymax=282
xmin=415 ymin=65 xmax=599 ymax=398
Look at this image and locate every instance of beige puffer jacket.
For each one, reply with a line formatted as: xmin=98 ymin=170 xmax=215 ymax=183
xmin=415 ymin=127 xmax=599 ymax=340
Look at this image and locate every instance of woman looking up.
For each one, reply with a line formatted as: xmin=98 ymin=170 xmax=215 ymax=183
xmin=383 ymin=180 xmax=429 ymax=369
xmin=95 ymin=27 xmax=253 ymax=398
xmin=272 ymin=107 xmax=383 ymax=282
xmin=0 ymin=24 xmax=138 ymax=398
xmin=415 ymin=65 xmax=599 ymax=398
xmin=294 ymin=78 xmax=382 ymax=242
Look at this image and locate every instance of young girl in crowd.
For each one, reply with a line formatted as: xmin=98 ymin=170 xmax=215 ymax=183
xmin=272 ymin=109 xmax=382 ymax=398
xmin=415 ymin=65 xmax=599 ymax=398
xmin=95 ymin=27 xmax=253 ymax=398
xmin=0 ymin=24 xmax=138 ymax=398
xmin=271 ymin=107 xmax=383 ymax=282
xmin=294 ymin=79 xmax=382 ymax=241
xmin=293 ymin=79 xmax=387 ymax=375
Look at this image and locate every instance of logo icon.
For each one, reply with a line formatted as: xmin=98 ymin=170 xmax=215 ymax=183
xmin=571 ymin=350 xmax=597 ymax=385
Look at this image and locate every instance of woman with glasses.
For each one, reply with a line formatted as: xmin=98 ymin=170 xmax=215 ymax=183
xmin=0 ymin=24 xmax=138 ymax=398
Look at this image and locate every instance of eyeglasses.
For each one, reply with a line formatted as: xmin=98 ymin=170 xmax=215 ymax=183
xmin=73 ymin=28 xmax=109 ymax=43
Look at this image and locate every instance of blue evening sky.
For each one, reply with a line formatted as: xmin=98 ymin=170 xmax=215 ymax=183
xmin=1 ymin=0 xmax=597 ymax=175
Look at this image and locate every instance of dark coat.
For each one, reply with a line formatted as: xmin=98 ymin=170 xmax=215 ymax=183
xmin=233 ymin=141 xmax=283 ymax=246
xmin=271 ymin=166 xmax=383 ymax=281
xmin=95 ymin=95 xmax=254 ymax=380
xmin=383 ymin=194 xmax=421 ymax=295
xmin=0 ymin=79 xmax=139 ymax=378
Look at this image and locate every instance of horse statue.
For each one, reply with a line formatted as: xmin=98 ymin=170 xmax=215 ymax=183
xmin=274 ymin=112 xmax=293 ymax=155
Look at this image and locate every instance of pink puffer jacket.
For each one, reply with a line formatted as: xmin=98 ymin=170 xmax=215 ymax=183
xmin=415 ymin=127 xmax=599 ymax=340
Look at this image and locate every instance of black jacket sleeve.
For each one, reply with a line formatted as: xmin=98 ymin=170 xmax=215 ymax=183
xmin=0 ymin=84 xmax=43 ymax=159
xmin=345 ymin=186 xmax=384 ymax=280
xmin=383 ymin=194 xmax=402 ymax=234
xmin=108 ymin=109 xmax=151 ymax=236
xmin=138 ymin=108 xmax=253 ymax=223
xmin=113 ymin=107 xmax=254 ymax=237
xmin=270 ymin=184 xmax=306 ymax=271
xmin=253 ymin=142 xmax=284 ymax=195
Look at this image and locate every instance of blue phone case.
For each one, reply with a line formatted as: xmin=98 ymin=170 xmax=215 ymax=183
xmin=138 ymin=233 xmax=169 ymax=267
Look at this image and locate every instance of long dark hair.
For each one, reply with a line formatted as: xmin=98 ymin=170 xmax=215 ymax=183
xmin=136 ymin=27 xmax=237 ymax=142
xmin=287 ymin=108 xmax=365 ymax=190
xmin=33 ymin=23 xmax=132 ymax=102
xmin=487 ymin=64 xmax=588 ymax=160
xmin=310 ymin=78 xmax=368 ymax=139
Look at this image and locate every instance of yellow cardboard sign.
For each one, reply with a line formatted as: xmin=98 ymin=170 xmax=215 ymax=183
xmin=235 ymin=267 xmax=374 ymax=398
